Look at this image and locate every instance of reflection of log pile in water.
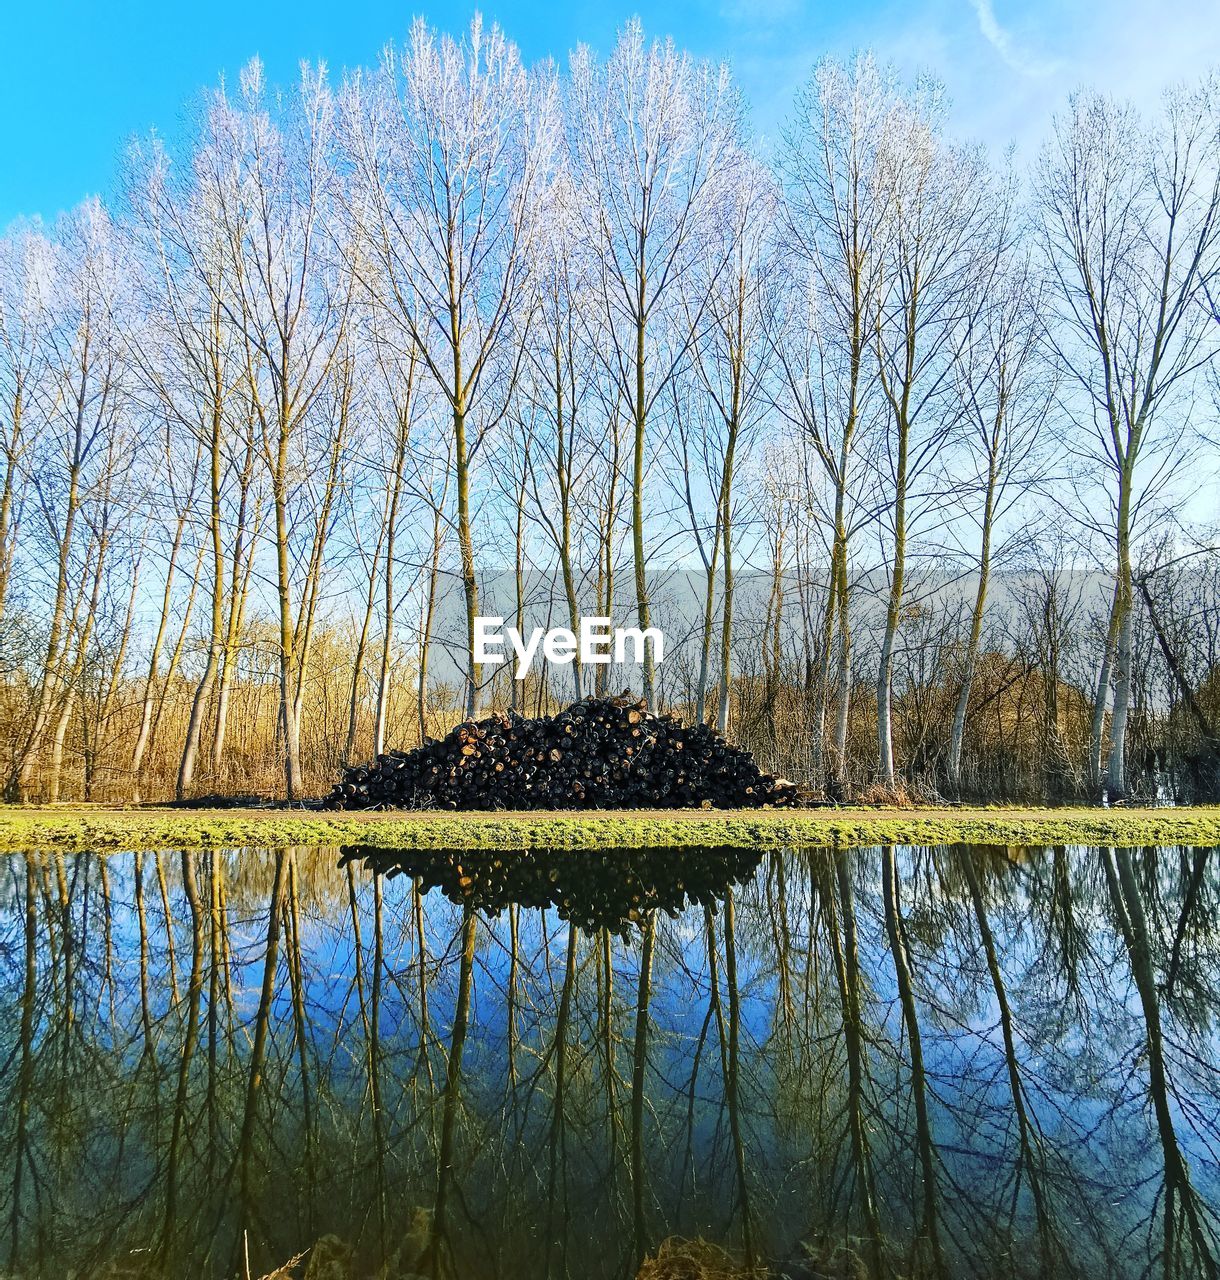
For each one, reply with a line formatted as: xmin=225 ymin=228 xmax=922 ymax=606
xmin=339 ymin=844 xmax=764 ymax=936
xmin=323 ymin=693 xmax=800 ymax=810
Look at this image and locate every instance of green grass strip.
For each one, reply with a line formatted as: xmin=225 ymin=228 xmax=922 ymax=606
xmin=1 ymin=804 xmax=1218 ymax=852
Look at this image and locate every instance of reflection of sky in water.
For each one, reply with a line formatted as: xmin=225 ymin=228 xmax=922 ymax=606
xmin=1 ymin=845 xmax=1218 ymax=1280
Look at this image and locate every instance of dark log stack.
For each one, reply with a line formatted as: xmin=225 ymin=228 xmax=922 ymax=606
xmin=322 ymin=693 xmax=800 ymax=811
xmin=339 ymin=844 xmax=764 ymax=936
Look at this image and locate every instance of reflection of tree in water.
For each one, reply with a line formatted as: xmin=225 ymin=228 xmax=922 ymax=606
xmin=0 ymin=845 xmax=1218 ymax=1279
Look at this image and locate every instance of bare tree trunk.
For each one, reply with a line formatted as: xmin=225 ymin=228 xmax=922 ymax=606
xmin=595 ymin=421 xmax=622 ymax=700
xmin=947 ymin=459 xmax=997 ymax=797
xmin=212 ymin=425 xmax=260 ymax=777
xmin=715 ymin=398 xmax=742 ymax=737
xmin=695 ymin=518 xmax=722 ymax=725
xmin=876 ymin=423 xmax=907 ymax=788
xmin=7 ymin=440 xmax=82 ymax=801
xmin=511 ymin=454 xmax=528 ymax=715
xmin=1090 ymin=585 xmax=1121 ymax=797
xmin=812 ymin=532 xmax=837 ymax=782
xmin=543 ymin=345 xmax=584 ymax=705
xmin=345 ymin=537 xmax=382 ymax=766
xmin=373 ymin=411 xmax=409 ymax=755
xmin=763 ymin=502 xmax=786 ymax=725
xmin=47 ymin=512 xmax=111 ymax=803
xmin=273 ymin=430 xmax=302 ymax=798
xmin=47 ymin=689 xmax=75 ymax=805
xmin=830 ymin=520 xmax=852 ymax=794
xmin=0 ymin=381 xmax=27 ymax=622
xmin=132 ymin=512 xmax=189 ymax=799
xmin=178 ymin=388 xmax=226 ymax=799
xmin=1106 ymin=486 xmax=1134 ymax=797
xmin=454 ymin=400 xmax=481 ymax=720
xmin=717 ymin=489 xmax=735 ymax=736
xmin=290 ymin=402 xmax=348 ymax=759
xmin=418 ymin=500 xmax=445 ymax=744
xmin=632 ymin=308 xmax=655 ymax=705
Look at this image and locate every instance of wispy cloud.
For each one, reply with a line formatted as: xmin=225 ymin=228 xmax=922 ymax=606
xmin=966 ymin=0 xmax=1060 ymax=77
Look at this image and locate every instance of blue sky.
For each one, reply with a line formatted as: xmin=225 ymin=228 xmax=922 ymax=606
xmin=3 ymin=0 xmax=1219 ymax=228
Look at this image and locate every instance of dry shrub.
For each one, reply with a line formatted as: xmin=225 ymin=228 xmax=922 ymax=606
xmin=635 ymin=1237 xmax=768 ymax=1280
xmin=258 ymin=1254 xmax=308 ymax=1280
xmin=853 ymin=781 xmax=917 ymax=808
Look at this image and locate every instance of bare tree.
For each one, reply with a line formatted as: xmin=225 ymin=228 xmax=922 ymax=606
xmin=777 ymin=54 xmax=893 ymax=789
xmin=870 ymin=87 xmax=1005 ymax=787
xmin=129 ymin=431 xmax=202 ymax=799
xmin=569 ymin=21 xmax=743 ymax=704
xmin=128 ymin=117 xmax=249 ymax=798
xmin=343 ymin=16 xmax=557 ymax=718
xmin=684 ymin=155 xmax=776 ymax=733
xmin=518 ymin=170 xmax=600 ymax=702
xmin=0 ymin=228 xmax=54 ymax=628
xmin=6 ymin=204 xmax=136 ymax=801
xmin=1037 ymin=80 xmax=1220 ymax=797
xmin=210 ymin=61 xmax=354 ymax=799
xmin=945 ymin=248 xmax=1052 ymax=794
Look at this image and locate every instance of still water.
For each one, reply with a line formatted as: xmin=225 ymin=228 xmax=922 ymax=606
xmin=1 ymin=844 xmax=1218 ymax=1280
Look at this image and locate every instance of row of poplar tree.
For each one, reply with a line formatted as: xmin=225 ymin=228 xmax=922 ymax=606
xmin=1 ymin=19 xmax=1219 ymax=802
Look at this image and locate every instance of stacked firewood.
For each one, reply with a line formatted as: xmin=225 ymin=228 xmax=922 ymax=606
xmin=322 ymin=694 xmax=800 ymax=811
xmin=338 ymin=844 xmax=764 ymax=935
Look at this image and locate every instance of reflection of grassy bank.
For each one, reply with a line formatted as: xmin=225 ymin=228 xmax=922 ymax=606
xmin=1 ymin=803 xmax=1219 ymax=851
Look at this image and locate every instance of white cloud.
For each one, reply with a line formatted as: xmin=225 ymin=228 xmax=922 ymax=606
xmin=965 ymin=0 xmax=1060 ymax=78
xmin=668 ymin=0 xmax=1220 ymax=166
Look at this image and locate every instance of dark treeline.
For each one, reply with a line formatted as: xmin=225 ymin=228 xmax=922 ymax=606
xmin=0 ymin=844 xmax=1217 ymax=1278
xmin=1 ymin=20 xmax=1219 ymax=804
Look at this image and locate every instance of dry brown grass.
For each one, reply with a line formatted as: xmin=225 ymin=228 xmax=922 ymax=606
xmin=852 ymin=781 xmax=919 ymax=808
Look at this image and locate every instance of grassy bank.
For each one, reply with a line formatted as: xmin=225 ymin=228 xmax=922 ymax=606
xmin=0 ymin=803 xmax=1218 ymax=852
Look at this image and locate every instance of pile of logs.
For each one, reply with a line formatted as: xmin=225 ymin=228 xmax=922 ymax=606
xmin=322 ymin=694 xmax=800 ymax=811
xmin=339 ymin=844 xmax=764 ymax=935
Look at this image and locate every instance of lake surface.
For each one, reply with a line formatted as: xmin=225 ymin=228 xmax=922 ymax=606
xmin=1 ymin=844 xmax=1218 ymax=1279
